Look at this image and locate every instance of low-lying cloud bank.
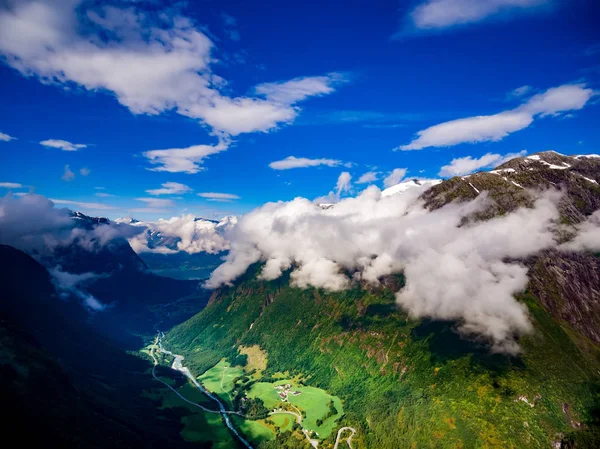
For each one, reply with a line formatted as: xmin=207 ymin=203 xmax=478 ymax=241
xmin=120 ymin=214 xmax=235 ymax=255
xmin=0 ymin=194 xmax=143 ymax=311
xmin=207 ymin=185 xmax=600 ymax=353
xmin=0 ymin=194 xmax=141 ymax=255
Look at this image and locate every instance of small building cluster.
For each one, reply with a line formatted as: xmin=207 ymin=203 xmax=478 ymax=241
xmin=274 ymin=383 xmax=301 ymax=401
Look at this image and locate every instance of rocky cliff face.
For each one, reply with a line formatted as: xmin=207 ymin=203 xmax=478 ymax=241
xmin=422 ymin=151 xmax=600 ymax=224
xmin=421 ymin=151 xmax=600 ymax=347
xmin=526 ymin=250 xmax=600 ymax=344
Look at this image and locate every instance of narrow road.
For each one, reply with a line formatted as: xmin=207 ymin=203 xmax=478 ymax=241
xmin=333 ymin=426 xmax=357 ymax=449
xmin=150 ymin=334 xmax=253 ymax=449
xmin=270 ymin=411 xmax=319 ymax=448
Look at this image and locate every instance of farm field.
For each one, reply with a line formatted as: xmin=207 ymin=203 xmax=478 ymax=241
xmin=246 ymin=379 xmax=344 ymax=438
xmin=198 ymin=359 xmax=244 ymax=407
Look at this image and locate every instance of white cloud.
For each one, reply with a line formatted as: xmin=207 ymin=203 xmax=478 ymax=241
xmin=356 ymin=171 xmax=380 ymax=184
xmin=336 ymin=172 xmax=352 ymax=195
xmin=50 ymin=198 xmax=115 ymax=210
xmin=507 ymin=85 xmax=533 ymax=99
xmin=255 ymin=73 xmax=346 ymax=104
xmin=205 ymin=187 xmax=580 ymax=353
xmin=146 ymin=182 xmax=192 ymax=195
xmin=40 ymin=139 xmax=87 ymax=151
xmin=50 ymin=269 xmax=108 ymax=311
xmin=143 ymin=141 xmax=228 ymax=174
xmin=133 ymin=197 xmax=175 ymax=210
xmin=61 ymin=165 xmax=75 ymax=182
xmin=406 ymin=0 xmax=549 ymax=31
xmin=79 ymin=167 xmax=90 ymax=176
xmin=0 ymin=131 xmax=15 ymax=141
xmin=124 ymin=214 xmax=234 ymax=254
xmin=222 ymin=13 xmax=240 ymax=41
xmin=0 ymin=193 xmax=141 ymax=261
xmin=269 ymin=156 xmax=343 ymax=170
xmin=438 ymin=150 xmax=527 ymax=177
xmin=95 ymin=192 xmax=114 ymax=198
xmin=0 ymin=1 xmax=345 ymax=138
xmin=383 ymin=168 xmax=408 ymax=188
xmin=0 ymin=182 xmax=23 ymax=188
xmin=398 ymin=83 xmax=595 ymax=151
xmin=560 ymin=210 xmax=600 ymax=252
xmin=198 ymin=192 xmax=241 ymax=202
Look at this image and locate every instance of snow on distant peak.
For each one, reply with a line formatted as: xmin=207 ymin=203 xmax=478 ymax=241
xmin=381 ymin=179 xmax=442 ymax=197
xmin=575 ymin=154 xmax=600 ymax=159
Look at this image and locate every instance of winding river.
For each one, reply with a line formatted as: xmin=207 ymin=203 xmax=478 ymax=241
xmin=151 ymin=332 xmax=253 ymax=449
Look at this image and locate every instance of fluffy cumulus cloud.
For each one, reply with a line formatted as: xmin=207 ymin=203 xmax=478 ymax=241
xmin=123 ymin=214 xmax=234 ymax=254
xmin=336 ymin=172 xmax=352 ymax=195
xmin=0 ymin=1 xmax=346 ymax=164
xmin=205 ymin=184 xmax=600 ymax=353
xmin=398 ymin=83 xmax=595 ymax=151
xmin=146 ymin=182 xmax=192 ymax=195
xmin=383 ymin=168 xmax=408 ymax=188
xmin=269 ymin=156 xmax=343 ymax=170
xmin=40 ymin=139 xmax=87 ymax=151
xmin=439 ymin=150 xmax=527 ymax=177
xmin=405 ymin=0 xmax=549 ymax=32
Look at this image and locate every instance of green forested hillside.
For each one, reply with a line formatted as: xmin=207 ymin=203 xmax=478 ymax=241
xmin=167 ymin=266 xmax=600 ymax=448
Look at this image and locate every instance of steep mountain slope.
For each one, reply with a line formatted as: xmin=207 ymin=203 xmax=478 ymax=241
xmin=0 ymin=244 xmax=204 ymax=449
xmin=166 ymin=152 xmax=600 ymax=448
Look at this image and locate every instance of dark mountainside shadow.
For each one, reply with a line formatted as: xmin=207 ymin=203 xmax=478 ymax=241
xmin=412 ymin=319 xmax=525 ymax=372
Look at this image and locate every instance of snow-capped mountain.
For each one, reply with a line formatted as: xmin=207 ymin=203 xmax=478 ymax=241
xmin=381 ymin=178 xmax=443 ymax=197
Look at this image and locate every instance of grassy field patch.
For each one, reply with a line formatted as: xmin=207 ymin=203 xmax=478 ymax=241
xmin=231 ymin=416 xmax=276 ymax=445
xmin=246 ymin=379 xmax=343 ymax=438
xmin=239 ymin=344 xmax=268 ymax=372
xmin=198 ymin=359 xmax=244 ymax=408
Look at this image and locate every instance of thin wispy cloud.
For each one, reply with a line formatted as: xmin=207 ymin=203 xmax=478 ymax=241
xmin=269 ymin=156 xmax=344 ymax=170
xmin=383 ymin=168 xmax=408 ymax=188
xmin=41 ymin=139 xmax=87 ymax=151
xmin=438 ymin=150 xmax=527 ymax=177
xmin=398 ymin=83 xmax=595 ymax=151
xmin=143 ymin=141 xmax=229 ymax=174
xmin=79 ymin=167 xmax=91 ymax=176
xmin=0 ymin=182 xmax=23 ymax=188
xmin=198 ymin=192 xmax=240 ymax=202
xmin=397 ymin=0 xmax=550 ymax=36
xmin=61 ymin=165 xmax=75 ymax=182
xmin=95 ymin=192 xmax=115 ymax=198
xmin=0 ymin=131 xmax=15 ymax=141
xmin=146 ymin=182 xmax=192 ymax=195
xmin=222 ymin=12 xmax=240 ymax=41
xmin=130 ymin=197 xmax=176 ymax=213
xmin=356 ymin=171 xmax=380 ymax=184
xmin=50 ymin=198 xmax=115 ymax=210
xmin=506 ymin=85 xmax=533 ymax=99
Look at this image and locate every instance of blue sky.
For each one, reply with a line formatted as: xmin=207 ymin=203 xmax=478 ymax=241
xmin=0 ymin=0 xmax=599 ymax=220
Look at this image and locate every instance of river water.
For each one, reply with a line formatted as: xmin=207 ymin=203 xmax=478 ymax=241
xmin=157 ymin=333 xmax=253 ymax=449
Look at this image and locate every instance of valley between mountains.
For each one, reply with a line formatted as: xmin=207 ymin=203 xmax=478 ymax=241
xmin=2 ymin=151 xmax=600 ymax=449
